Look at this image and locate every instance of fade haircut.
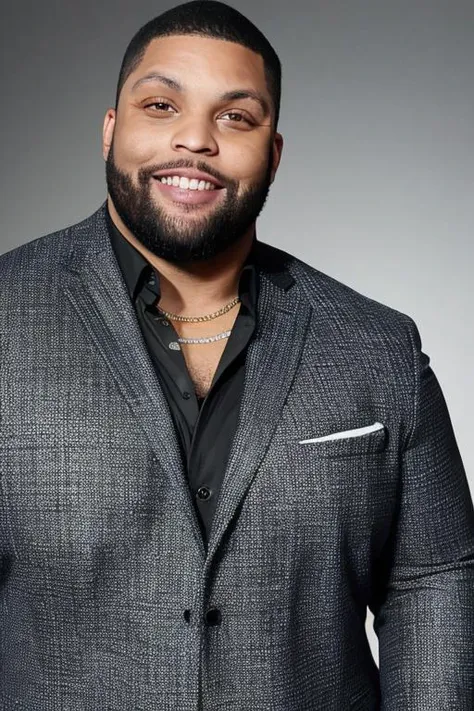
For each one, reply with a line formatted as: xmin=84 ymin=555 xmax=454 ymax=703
xmin=115 ymin=0 xmax=282 ymax=128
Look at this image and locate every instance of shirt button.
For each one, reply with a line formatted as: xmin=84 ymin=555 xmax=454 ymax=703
xmin=183 ymin=609 xmax=191 ymax=623
xmin=197 ymin=486 xmax=211 ymax=501
xmin=182 ymin=391 xmax=191 ymax=400
xmin=204 ymin=608 xmax=222 ymax=626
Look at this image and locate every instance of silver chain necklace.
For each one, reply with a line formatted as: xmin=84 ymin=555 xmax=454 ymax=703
xmin=169 ymin=329 xmax=232 ymax=350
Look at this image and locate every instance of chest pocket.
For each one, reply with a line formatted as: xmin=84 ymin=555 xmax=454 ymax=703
xmin=298 ymin=425 xmax=387 ymax=459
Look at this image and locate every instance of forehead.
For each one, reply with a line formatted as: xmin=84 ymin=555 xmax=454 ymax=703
xmin=125 ymin=34 xmax=268 ymax=94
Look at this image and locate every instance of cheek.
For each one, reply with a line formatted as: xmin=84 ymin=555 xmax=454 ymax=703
xmin=113 ymin=123 xmax=165 ymax=167
xmin=225 ymin=140 xmax=271 ymax=183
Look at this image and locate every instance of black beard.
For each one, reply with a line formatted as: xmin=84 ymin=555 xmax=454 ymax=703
xmin=105 ymin=143 xmax=273 ymax=264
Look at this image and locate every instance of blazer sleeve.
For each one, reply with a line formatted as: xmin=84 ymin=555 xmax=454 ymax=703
xmin=373 ymin=319 xmax=474 ymax=710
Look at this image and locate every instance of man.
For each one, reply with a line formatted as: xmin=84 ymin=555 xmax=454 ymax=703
xmin=0 ymin=1 xmax=472 ymax=708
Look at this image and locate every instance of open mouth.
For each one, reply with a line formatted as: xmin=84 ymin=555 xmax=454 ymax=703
xmin=152 ymin=175 xmax=225 ymax=205
xmin=154 ymin=175 xmax=220 ymax=192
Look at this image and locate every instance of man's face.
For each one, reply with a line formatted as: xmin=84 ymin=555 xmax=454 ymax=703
xmin=103 ymin=35 xmax=283 ymax=264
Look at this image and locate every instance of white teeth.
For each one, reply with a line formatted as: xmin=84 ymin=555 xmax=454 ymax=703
xmin=158 ymin=175 xmax=216 ymax=191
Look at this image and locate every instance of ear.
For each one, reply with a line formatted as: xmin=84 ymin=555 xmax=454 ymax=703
xmin=102 ymin=108 xmax=116 ymax=161
xmin=270 ymin=132 xmax=284 ymax=184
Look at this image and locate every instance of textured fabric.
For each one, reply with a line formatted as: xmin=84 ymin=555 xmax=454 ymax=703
xmin=107 ymin=215 xmax=257 ymax=545
xmin=0 ymin=203 xmax=472 ymax=710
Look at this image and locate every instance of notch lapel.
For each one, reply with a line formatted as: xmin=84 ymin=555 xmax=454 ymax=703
xmin=206 ymin=249 xmax=312 ymax=564
xmin=62 ymin=207 xmax=205 ymax=558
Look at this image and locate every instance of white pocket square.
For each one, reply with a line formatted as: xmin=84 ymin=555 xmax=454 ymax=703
xmin=299 ymin=421 xmax=384 ymax=445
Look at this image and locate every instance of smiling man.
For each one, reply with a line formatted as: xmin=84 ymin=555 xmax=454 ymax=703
xmin=0 ymin=1 xmax=473 ymax=710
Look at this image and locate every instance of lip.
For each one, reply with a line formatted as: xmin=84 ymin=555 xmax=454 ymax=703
xmin=152 ymin=168 xmax=224 ymax=188
xmin=152 ymin=177 xmax=224 ymax=205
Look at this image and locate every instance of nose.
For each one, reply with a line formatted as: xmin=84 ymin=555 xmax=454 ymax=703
xmin=170 ymin=115 xmax=219 ymax=156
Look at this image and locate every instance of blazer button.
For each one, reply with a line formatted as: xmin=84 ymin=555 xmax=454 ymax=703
xmin=204 ymin=607 xmax=222 ymax=626
xmin=197 ymin=486 xmax=211 ymax=501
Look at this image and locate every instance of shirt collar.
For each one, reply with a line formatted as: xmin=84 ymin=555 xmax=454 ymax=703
xmin=106 ymin=207 xmax=258 ymax=315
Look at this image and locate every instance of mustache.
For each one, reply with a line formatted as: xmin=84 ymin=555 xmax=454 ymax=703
xmin=138 ymin=159 xmax=237 ymax=190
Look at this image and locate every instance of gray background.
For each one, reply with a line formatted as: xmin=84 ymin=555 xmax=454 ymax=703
xmin=1 ymin=0 xmax=473 ymax=662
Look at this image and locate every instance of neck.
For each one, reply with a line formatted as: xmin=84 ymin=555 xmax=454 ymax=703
xmin=107 ymin=196 xmax=255 ymax=315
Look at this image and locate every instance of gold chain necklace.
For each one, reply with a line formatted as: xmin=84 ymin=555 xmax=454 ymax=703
xmin=157 ymin=296 xmax=240 ymax=323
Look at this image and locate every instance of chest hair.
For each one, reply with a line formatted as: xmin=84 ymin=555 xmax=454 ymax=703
xmin=180 ymin=339 xmax=228 ymax=399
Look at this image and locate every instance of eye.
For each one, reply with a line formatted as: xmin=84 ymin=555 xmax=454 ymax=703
xmin=143 ymin=100 xmax=176 ymax=114
xmin=219 ymin=111 xmax=255 ymax=127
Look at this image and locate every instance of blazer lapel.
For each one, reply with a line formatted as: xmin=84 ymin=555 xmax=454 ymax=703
xmin=206 ymin=245 xmax=312 ymax=563
xmin=62 ymin=206 xmax=206 ymax=558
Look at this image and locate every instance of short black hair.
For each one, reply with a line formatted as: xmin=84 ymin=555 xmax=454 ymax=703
xmin=115 ymin=0 xmax=281 ymax=128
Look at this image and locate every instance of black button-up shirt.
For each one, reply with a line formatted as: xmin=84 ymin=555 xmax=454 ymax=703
xmin=106 ymin=212 xmax=258 ymax=547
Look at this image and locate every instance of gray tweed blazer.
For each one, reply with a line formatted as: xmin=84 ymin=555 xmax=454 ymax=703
xmin=0 ymin=204 xmax=473 ymax=710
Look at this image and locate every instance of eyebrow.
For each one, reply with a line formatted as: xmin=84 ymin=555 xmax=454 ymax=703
xmin=131 ymin=72 xmax=270 ymax=117
xmin=131 ymin=73 xmax=181 ymax=92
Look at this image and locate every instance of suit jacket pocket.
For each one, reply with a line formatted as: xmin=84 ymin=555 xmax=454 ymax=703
xmin=299 ymin=426 xmax=387 ymax=458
